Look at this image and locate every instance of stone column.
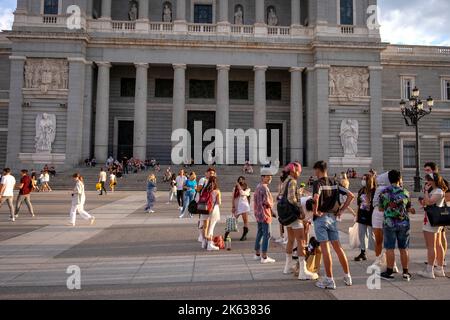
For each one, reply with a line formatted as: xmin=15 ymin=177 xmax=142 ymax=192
xmin=86 ymin=0 xmax=93 ymax=18
xmin=314 ymin=65 xmax=330 ymax=162
xmin=100 ymin=0 xmax=111 ymax=19
xmin=216 ymin=65 xmax=230 ymax=164
xmin=291 ymin=0 xmax=301 ymax=26
xmin=254 ymin=66 xmax=267 ymax=131
xmin=134 ymin=63 xmax=149 ymax=160
xmin=218 ymin=0 xmax=230 ymax=33
xmin=15 ymin=0 xmax=28 ymax=14
xmin=82 ymin=62 xmax=94 ymax=159
xmin=94 ymin=62 xmax=111 ymax=162
xmin=254 ymin=0 xmax=267 ymax=35
xmin=290 ymin=67 xmax=304 ymax=163
xmin=5 ymin=56 xmax=26 ymax=169
xmin=174 ymin=0 xmax=187 ymax=32
xmin=172 ymin=64 xmax=186 ymax=133
xmin=66 ymin=58 xmax=86 ymax=167
xmin=369 ymin=66 xmax=384 ymax=171
xmin=136 ymin=0 xmax=150 ymax=31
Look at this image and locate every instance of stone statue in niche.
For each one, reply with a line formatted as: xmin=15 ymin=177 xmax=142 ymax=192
xmin=128 ymin=1 xmax=138 ymax=21
xmin=35 ymin=113 xmax=56 ymax=154
xmin=234 ymin=5 xmax=244 ymax=25
xmin=340 ymin=119 xmax=359 ymax=157
xmin=24 ymin=59 xmax=69 ymax=93
xmin=329 ymin=67 xmax=370 ymax=100
xmin=162 ymin=2 xmax=172 ymax=22
xmin=267 ymin=7 xmax=278 ymax=26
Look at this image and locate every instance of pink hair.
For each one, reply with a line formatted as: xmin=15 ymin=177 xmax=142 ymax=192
xmin=284 ymin=162 xmax=302 ymax=174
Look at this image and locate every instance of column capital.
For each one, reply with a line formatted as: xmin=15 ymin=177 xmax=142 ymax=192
xmin=313 ymin=64 xmax=330 ymax=70
xmin=217 ymin=65 xmax=231 ymax=71
xmin=9 ymin=55 xmax=26 ymax=61
xmin=289 ymin=67 xmax=305 ymax=73
xmin=254 ymin=65 xmax=268 ymax=72
xmin=368 ymin=66 xmax=383 ymax=71
xmin=96 ymin=61 xmax=112 ymax=68
xmin=173 ymin=64 xmax=187 ymax=70
xmin=135 ymin=63 xmax=149 ymax=69
xmin=68 ymin=57 xmax=89 ymax=64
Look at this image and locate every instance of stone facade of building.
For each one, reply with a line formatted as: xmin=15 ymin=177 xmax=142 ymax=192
xmin=0 ymin=0 xmax=449 ymax=173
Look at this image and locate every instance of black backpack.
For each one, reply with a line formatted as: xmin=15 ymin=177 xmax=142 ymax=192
xmin=277 ymin=180 xmax=305 ymax=226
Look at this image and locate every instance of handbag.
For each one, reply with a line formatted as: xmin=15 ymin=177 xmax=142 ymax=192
xmin=95 ymin=183 xmax=102 ymax=191
xmin=188 ymin=192 xmax=198 ymax=214
xmin=225 ymin=216 xmax=238 ymax=233
xmin=277 ymin=180 xmax=304 ymax=226
xmin=213 ymin=236 xmax=225 ymax=250
xmin=425 ymin=203 xmax=450 ymax=227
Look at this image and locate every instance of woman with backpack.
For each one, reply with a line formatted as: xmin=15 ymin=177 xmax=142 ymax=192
xmin=230 ymin=176 xmax=251 ymax=241
xmin=280 ymin=162 xmax=318 ymax=280
xmin=354 ymin=174 xmax=376 ymax=261
xmin=200 ymin=176 xmax=221 ymax=251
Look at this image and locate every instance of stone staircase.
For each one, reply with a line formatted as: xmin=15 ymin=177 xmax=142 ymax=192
xmin=45 ymin=164 xmax=373 ymax=192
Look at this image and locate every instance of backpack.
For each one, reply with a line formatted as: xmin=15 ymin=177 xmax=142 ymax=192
xmin=196 ymin=184 xmax=215 ymax=215
xmin=213 ymin=236 xmax=225 ymax=250
xmin=277 ymin=180 xmax=304 ymax=226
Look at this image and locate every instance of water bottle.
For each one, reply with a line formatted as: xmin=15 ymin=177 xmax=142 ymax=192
xmin=226 ymin=237 xmax=232 ymax=251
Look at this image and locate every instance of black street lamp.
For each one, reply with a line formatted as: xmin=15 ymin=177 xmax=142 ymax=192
xmin=400 ymin=87 xmax=433 ymax=192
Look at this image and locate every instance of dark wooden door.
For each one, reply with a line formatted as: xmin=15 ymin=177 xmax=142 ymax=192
xmin=117 ymin=121 xmax=134 ymax=160
xmin=187 ymin=111 xmax=216 ymax=164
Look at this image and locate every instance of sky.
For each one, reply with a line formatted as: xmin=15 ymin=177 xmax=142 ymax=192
xmin=0 ymin=0 xmax=449 ymax=46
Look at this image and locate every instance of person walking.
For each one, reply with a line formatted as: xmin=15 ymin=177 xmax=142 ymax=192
xmin=43 ymin=170 xmax=52 ymax=192
xmin=15 ymin=169 xmax=35 ymax=218
xmin=68 ymin=173 xmax=95 ymax=227
xmin=145 ymin=174 xmax=157 ymax=214
xmin=379 ymin=170 xmax=412 ymax=281
xmin=180 ymin=172 xmax=197 ymax=219
xmin=176 ymin=169 xmax=187 ymax=212
xmin=354 ymin=174 xmax=376 ymax=261
xmin=312 ymin=161 xmax=354 ymax=290
xmin=167 ymin=174 xmax=177 ymax=204
xmin=275 ymin=170 xmax=289 ymax=244
xmin=109 ymin=171 xmax=117 ymax=192
xmin=230 ymin=176 xmax=251 ymax=241
xmin=0 ymin=168 xmax=16 ymax=222
xmin=418 ymin=173 xmax=448 ymax=278
xmin=253 ymin=168 xmax=276 ymax=264
xmin=205 ymin=176 xmax=221 ymax=251
xmin=198 ymin=168 xmax=216 ymax=248
xmin=280 ymin=162 xmax=319 ymax=280
xmin=98 ymin=168 xmax=107 ymax=195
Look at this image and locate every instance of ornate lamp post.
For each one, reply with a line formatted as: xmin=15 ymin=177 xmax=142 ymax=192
xmin=400 ymin=87 xmax=433 ymax=192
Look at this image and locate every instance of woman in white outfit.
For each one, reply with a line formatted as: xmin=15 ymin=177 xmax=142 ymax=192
xmin=206 ymin=176 xmax=221 ymax=251
xmin=230 ymin=176 xmax=251 ymax=241
xmin=68 ymin=173 xmax=95 ymax=227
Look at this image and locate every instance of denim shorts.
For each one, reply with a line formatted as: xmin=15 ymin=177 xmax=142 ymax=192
xmin=314 ymin=213 xmax=340 ymax=243
xmin=383 ymin=219 xmax=410 ymax=250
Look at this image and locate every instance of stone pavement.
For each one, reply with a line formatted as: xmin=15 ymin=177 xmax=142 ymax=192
xmin=0 ymin=191 xmax=449 ymax=300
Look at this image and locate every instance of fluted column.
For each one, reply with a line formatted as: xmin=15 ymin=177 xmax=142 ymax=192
xmin=5 ymin=56 xmax=25 ymax=169
xmin=369 ymin=66 xmax=384 ymax=171
xmin=94 ymin=62 xmax=111 ymax=162
xmin=134 ymin=63 xmax=149 ymax=160
xmin=216 ymin=65 xmax=230 ymax=164
xmin=289 ymin=67 xmax=304 ymax=162
xmin=100 ymin=0 xmax=111 ymax=19
xmin=254 ymin=66 xmax=267 ymax=131
xmin=82 ymin=62 xmax=94 ymax=159
xmin=172 ymin=64 xmax=187 ymax=133
xmin=291 ymin=0 xmax=301 ymax=26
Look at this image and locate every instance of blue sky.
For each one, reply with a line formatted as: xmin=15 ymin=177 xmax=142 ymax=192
xmin=0 ymin=0 xmax=449 ymax=46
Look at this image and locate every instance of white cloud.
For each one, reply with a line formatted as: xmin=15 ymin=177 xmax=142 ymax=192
xmin=0 ymin=6 xmax=13 ymax=31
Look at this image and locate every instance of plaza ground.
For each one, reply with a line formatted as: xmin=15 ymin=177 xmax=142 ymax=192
xmin=0 ymin=191 xmax=449 ymax=300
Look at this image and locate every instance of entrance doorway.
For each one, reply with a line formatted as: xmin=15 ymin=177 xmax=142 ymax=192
xmin=117 ymin=120 xmax=134 ymax=160
xmin=187 ymin=111 xmax=216 ymax=164
xmin=267 ymin=123 xmax=284 ymax=165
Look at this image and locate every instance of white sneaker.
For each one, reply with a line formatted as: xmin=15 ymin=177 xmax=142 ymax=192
xmin=418 ymin=269 xmax=435 ymax=279
xmin=343 ymin=274 xmax=353 ymax=286
xmin=275 ymin=238 xmax=285 ymax=243
xmin=315 ymin=277 xmax=337 ymax=290
xmin=435 ymin=267 xmax=446 ymax=278
xmin=298 ymin=258 xmax=319 ymax=280
xmin=253 ymin=254 xmax=261 ymax=261
xmin=207 ymin=241 xmax=219 ymax=251
xmin=261 ymin=256 xmax=276 ymax=264
xmin=201 ymin=239 xmax=208 ymax=249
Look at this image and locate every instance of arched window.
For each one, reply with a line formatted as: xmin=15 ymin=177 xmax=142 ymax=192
xmin=340 ymin=0 xmax=354 ymax=25
xmin=43 ymin=0 xmax=59 ymax=15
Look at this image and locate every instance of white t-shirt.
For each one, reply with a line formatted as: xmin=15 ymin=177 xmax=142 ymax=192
xmin=109 ymin=174 xmax=116 ymax=182
xmin=235 ymin=188 xmax=251 ymax=214
xmin=1 ymin=175 xmax=16 ymax=197
xmin=176 ymin=175 xmax=187 ymax=190
xmin=99 ymin=171 xmax=107 ymax=182
xmin=300 ymin=196 xmax=314 ymax=223
xmin=198 ymin=177 xmax=208 ymax=188
xmin=43 ymin=173 xmax=50 ymax=182
xmin=431 ymin=188 xmax=445 ymax=207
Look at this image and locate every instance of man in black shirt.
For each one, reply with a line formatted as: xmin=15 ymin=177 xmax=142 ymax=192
xmin=312 ymin=161 xmax=355 ymax=290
